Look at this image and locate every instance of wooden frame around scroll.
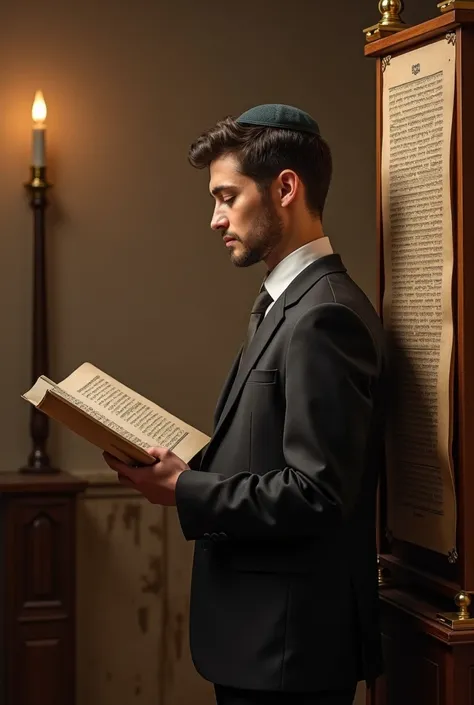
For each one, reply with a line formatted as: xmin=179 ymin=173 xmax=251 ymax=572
xmin=366 ymin=9 xmax=474 ymax=598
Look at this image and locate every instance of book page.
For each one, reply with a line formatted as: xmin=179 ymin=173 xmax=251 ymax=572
xmin=381 ymin=37 xmax=457 ymax=558
xmin=22 ymin=375 xmax=57 ymax=404
xmin=55 ymin=363 xmax=210 ymax=463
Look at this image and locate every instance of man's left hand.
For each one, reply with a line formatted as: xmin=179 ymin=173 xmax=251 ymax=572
xmin=103 ymin=447 xmax=189 ymax=506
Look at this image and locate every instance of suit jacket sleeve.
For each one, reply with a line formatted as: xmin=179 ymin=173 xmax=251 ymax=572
xmin=176 ymin=303 xmax=381 ymax=540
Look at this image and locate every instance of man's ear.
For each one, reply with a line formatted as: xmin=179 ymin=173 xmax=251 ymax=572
xmin=277 ymin=170 xmax=300 ymax=208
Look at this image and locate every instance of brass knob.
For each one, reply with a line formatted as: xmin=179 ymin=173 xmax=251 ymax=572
xmin=378 ymin=0 xmax=404 ymax=27
xmin=455 ymin=591 xmax=471 ymax=619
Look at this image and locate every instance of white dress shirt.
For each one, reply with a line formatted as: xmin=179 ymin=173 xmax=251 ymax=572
xmin=263 ymin=237 xmax=333 ymax=316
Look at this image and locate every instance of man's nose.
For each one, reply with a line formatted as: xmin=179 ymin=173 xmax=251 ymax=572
xmin=210 ymin=209 xmax=229 ymax=231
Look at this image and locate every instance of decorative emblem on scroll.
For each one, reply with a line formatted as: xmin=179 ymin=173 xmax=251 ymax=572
xmin=382 ymin=55 xmax=392 ymax=72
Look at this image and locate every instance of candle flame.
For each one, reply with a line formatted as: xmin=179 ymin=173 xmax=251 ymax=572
xmin=32 ymin=90 xmax=47 ymax=124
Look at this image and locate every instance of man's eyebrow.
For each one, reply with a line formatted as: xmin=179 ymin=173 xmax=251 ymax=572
xmin=210 ymin=184 xmax=236 ymax=197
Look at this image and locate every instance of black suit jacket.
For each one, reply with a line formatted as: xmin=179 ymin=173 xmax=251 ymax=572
xmin=176 ymin=254 xmax=386 ymax=693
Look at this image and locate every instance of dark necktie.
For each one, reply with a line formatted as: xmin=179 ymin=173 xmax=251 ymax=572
xmin=240 ymin=286 xmax=273 ymax=362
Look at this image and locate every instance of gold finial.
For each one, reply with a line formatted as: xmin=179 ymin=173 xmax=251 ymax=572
xmin=455 ymin=591 xmax=472 ymax=619
xmin=364 ymin=0 xmax=408 ymax=43
xmin=379 ymin=0 xmax=405 ymax=28
xmin=437 ymin=591 xmax=474 ymax=630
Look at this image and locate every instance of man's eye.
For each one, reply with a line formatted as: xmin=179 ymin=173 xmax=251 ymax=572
xmin=223 ymin=196 xmax=235 ymax=205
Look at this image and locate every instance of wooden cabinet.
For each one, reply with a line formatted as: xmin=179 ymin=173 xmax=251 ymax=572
xmin=0 ymin=472 xmax=86 ymax=705
xmin=368 ymin=588 xmax=474 ymax=705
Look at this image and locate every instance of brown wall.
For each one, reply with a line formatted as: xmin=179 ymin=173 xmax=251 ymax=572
xmin=0 ymin=0 xmax=438 ymax=472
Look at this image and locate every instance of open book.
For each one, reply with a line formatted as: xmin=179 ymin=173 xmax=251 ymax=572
xmin=22 ymin=363 xmax=210 ymax=466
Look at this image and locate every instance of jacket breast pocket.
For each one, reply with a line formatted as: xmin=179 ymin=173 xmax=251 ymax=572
xmin=247 ymin=368 xmax=278 ymax=385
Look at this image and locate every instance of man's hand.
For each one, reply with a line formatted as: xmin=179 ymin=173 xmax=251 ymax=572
xmin=102 ymin=447 xmax=189 ymax=506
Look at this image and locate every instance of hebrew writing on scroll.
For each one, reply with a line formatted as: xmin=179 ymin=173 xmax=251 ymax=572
xmin=381 ymin=36 xmax=456 ymax=556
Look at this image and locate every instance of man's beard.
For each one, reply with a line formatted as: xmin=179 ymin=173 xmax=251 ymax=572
xmin=228 ymin=197 xmax=284 ymax=268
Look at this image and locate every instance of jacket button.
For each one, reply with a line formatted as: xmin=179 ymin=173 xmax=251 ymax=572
xmin=202 ymin=533 xmax=210 ymax=550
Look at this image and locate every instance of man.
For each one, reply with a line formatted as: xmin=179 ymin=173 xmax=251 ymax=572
xmin=104 ymin=104 xmax=386 ymax=705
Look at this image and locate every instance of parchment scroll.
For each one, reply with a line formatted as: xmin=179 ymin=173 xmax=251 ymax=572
xmin=382 ymin=36 xmax=457 ymax=557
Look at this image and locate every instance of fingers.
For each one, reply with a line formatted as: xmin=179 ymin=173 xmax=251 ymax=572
xmin=146 ymin=446 xmax=170 ymax=461
xmin=125 ymin=466 xmax=153 ymax=483
xmin=103 ymin=452 xmax=134 ymax=479
xmin=103 ymin=452 xmax=121 ymax=470
xmin=118 ymin=475 xmax=137 ymax=489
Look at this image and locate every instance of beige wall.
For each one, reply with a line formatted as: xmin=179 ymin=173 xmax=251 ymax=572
xmin=0 ymin=1 xmax=440 ymax=704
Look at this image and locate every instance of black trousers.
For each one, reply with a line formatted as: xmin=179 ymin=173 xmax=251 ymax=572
xmin=214 ymin=683 xmax=357 ymax=705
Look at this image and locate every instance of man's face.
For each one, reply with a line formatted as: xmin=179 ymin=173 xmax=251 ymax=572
xmin=209 ymin=153 xmax=284 ymax=268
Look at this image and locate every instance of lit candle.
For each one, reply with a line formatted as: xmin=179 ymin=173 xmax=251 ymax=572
xmin=32 ymin=90 xmax=47 ymax=167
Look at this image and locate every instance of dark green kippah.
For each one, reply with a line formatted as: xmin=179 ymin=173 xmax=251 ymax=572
xmin=236 ymin=103 xmax=320 ymax=135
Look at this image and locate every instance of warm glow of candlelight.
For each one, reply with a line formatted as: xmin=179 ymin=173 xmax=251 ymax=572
xmin=32 ymin=90 xmax=47 ymax=124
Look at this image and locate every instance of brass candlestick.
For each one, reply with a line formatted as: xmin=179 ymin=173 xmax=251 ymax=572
xmin=364 ymin=0 xmax=409 ymax=43
xmin=21 ymin=165 xmax=57 ymax=473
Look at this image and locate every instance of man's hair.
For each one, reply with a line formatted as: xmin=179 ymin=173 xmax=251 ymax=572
xmin=188 ymin=116 xmax=332 ymax=218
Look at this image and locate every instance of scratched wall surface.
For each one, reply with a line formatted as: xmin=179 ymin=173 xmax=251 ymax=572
xmin=76 ymin=481 xmax=165 ymax=704
xmin=76 ymin=476 xmax=213 ymax=705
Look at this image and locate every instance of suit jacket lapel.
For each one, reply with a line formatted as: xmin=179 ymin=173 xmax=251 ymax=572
xmin=203 ymin=254 xmax=347 ymax=465
xmin=212 ymin=293 xmax=286 ymax=441
xmin=213 ymin=348 xmax=242 ymax=427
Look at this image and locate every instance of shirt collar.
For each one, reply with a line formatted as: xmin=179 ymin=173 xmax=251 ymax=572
xmin=264 ymin=237 xmax=333 ymax=303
